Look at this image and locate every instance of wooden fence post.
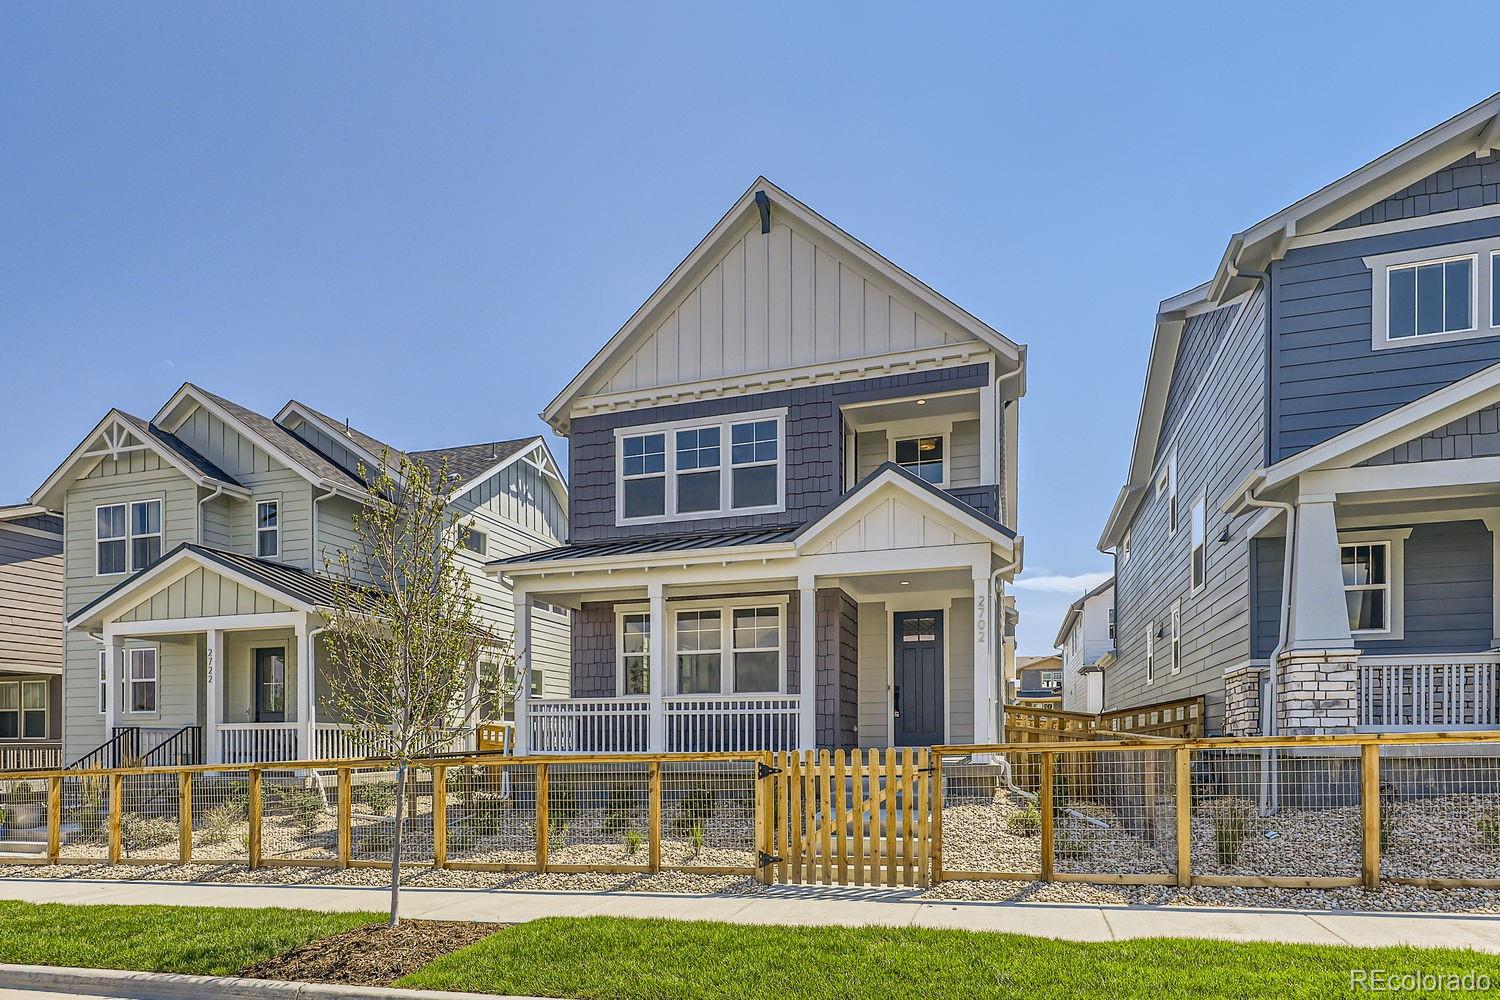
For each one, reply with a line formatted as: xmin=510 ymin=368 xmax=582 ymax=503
xmin=1362 ymin=743 xmax=1381 ymax=891
xmin=1175 ymin=746 xmax=1191 ymax=887
xmin=178 ymin=771 xmax=193 ymax=865
xmin=1039 ymin=752 xmax=1055 ymax=882
xmin=46 ymin=776 xmax=61 ymax=865
xmin=649 ymin=759 xmax=663 ymax=874
xmin=432 ymin=765 xmax=447 ymax=869
xmin=930 ymin=752 xmax=944 ymax=886
xmin=536 ymin=762 xmax=549 ymax=873
xmin=247 ymin=769 xmax=262 ymax=869
xmin=107 ymin=773 xmax=122 ymax=865
xmin=337 ymin=767 xmax=352 ymax=868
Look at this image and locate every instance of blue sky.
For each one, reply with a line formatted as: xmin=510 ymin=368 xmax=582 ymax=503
xmin=3 ymin=2 xmax=1498 ymax=654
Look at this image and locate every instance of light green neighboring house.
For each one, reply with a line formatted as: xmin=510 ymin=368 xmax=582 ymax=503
xmin=31 ymin=383 xmax=569 ymax=765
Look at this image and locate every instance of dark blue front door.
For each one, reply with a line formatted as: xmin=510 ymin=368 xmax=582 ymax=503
xmin=893 ymin=611 xmax=943 ymax=746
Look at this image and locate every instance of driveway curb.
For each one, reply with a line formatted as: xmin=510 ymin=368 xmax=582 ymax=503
xmin=0 ymin=965 xmax=539 ymax=1000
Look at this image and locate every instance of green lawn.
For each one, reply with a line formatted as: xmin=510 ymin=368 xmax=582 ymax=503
xmin=399 ymin=916 xmax=1500 ymax=1000
xmin=0 ymin=901 xmax=380 ymax=977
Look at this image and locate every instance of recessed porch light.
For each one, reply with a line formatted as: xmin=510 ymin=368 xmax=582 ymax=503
xmin=915 ymin=399 xmax=927 ymax=405
xmin=899 ymin=580 xmax=911 ymax=586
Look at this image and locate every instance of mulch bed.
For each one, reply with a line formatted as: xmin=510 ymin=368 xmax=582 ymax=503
xmin=239 ymin=918 xmax=501 ymax=987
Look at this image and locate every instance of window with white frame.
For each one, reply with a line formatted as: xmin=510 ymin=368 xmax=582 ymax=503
xmin=1145 ymin=624 xmax=1156 ymax=683
xmin=20 ymin=680 xmax=46 ymax=738
xmin=0 ymin=683 xmax=17 ymax=739
xmin=96 ymin=504 xmax=127 ymax=575
xmin=1039 ymin=669 xmax=1062 ymax=689
xmin=619 ymin=612 xmax=651 ymax=695
xmin=674 ymin=610 xmax=722 ymax=694
xmin=1170 ymin=601 xmax=1182 ymax=674
xmin=1166 ymin=453 xmax=1178 ymax=536
xmin=1387 ymin=255 xmax=1475 ymax=340
xmin=98 ymin=650 xmax=107 ymax=714
xmin=1493 ymin=251 xmax=1500 ymax=326
xmin=460 ymin=524 xmax=486 ymax=556
xmin=1107 ymin=606 xmax=1115 ymax=641
xmin=1190 ymin=495 xmax=1207 ymax=590
xmin=731 ymin=606 xmax=781 ymax=692
xmin=128 ymin=647 xmax=157 ymax=713
xmin=893 ymin=435 xmax=945 ymax=485
xmin=256 ymin=500 xmax=280 ymax=558
xmin=616 ymin=412 xmax=785 ymax=524
xmin=1121 ymin=529 xmax=1131 ymax=565
xmin=1342 ymin=541 xmax=1391 ymax=634
xmin=130 ymin=499 xmax=162 ymax=570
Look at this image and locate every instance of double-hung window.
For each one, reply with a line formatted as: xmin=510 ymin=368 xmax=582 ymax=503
xmin=1342 ymin=542 xmax=1390 ymax=634
xmin=98 ymin=650 xmax=108 ymax=714
xmin=674 ymin=610 xmax=722 ymax=694
xmin=1190 ymin=496 xmax=1207 ymax=591
xmin=1145 ymin=624 xmax=1156 ymax=683
xmin=731 ymin=606 xmax=780 ymax=692
xmin=256 ymin=500 xmax=280 ymax=558
xmin=128 ymin=647 xmax=157 ymax=713
xmin=1040 ymin=669 xmax=1062 ymax=690
xmin=1107 ymin=606 xmax=1115 ymax=641
xmin=0 ymin=683 xmax=18 ymax=739
xmin=1170 ymin=601 xmax=1182 ymax=674
xmin=96 ymin=499 xmax=161 ymax=574
xmin=1166 ymin=454 xmax=1178 ymax=536
xmin=619 ymin=612 xmax=651 ymax=695
xmin=616 ymin=411 xmax=784 ymax=524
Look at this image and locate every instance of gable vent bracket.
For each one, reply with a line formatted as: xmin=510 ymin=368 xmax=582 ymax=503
xmin=755 ymin=190 xmax=771 ymax=234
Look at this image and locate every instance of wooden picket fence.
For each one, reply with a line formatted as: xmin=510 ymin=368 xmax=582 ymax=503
xmin=1003 ymin=695 xmax=1206 ymax=744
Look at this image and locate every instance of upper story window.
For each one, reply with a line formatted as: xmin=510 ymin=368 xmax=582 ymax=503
xmin=1170 ymin=601 xmax=1182 ymax=674
xmin=97 ymin=499 xmax=162 ymax=575
xmin=1166 ymin=453 xmax=1178 ymax=536
xmin=1145 ymin=623 xmax=1156 ymax=684
xmin=615 ymin=410 xmax=785 ymax=525
xmin=1190 ymin=496 xmax=1207 ymax=591
xmin=460 ymin=524 xmax=487 ymax=556
xmin=256 ymin=500 xmax=280 ymax=558
xmin=1107 ymin=606 xmax=1115 ymax=640
xmin=1039 ymin=669 xmax=1062 ymax=689
xmin=1368 ymin=239 xmax=1500 ymax=351
xmin=894 ymin=435 xmax=945 ymax=485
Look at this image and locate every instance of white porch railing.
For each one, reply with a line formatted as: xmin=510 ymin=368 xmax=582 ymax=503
xmin=528 ymin=698 xmax=650 ymax=753
xmin=0 ymin=744 xmax=61 ymax=771
xmin=525 ymin=695 xmax=801 ymax=753
xmin=219 ymin=723 xmax=299 ymax=764
xmin=314 ymin=724 xmax=469 ymax=760
xmin=666 ymin=695 xmax=800 ymax=752
xmin=1358 ymin=660 xmax=1500 ymax=729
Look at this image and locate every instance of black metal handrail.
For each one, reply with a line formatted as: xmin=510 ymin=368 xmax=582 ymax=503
xmin=139 ymin=726 xmax=203 ymax=768
xmin=66 ymin=728 xmax=140 ymax=770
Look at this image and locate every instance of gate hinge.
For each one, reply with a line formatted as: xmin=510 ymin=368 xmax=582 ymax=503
xmin=758 ymin=850 xmax=782 ymax=869
xmin=757 ymin=762 xmax=783 ymax=779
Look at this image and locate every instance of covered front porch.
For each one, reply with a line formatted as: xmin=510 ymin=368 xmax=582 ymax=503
xmin=498 ymin=466 xmax=1018 ymax=755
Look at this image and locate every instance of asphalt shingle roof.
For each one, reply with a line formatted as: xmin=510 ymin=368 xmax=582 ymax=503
xmin=409 ymin=437 xmax=538 ymax=489
xmin=117 ymin=412 xmax=244 ymax=489
xmin=193 ymin=386 xmax=368 ymax=491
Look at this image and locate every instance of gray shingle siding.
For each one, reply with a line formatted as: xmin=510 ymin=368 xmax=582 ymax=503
xmin=946 ymin=485 xmax=1000 ymax=522
xmin=1111 ymin=290 xmax=1268 ymax=732
xmin=1271 ymin=214 xmax=1500 ymax=463
xmin=816 ymin=588 xmax=859 ymax=749
xmin=567 ymin=364 xmax=990 ymax=543
xmin=1252 ymin=521 xmax=1493 ymax=657
xmin=1334 ymin=151 xmax=1500 ymax=230
xmin=1358 ymin=403 xmax=1500 ymax=466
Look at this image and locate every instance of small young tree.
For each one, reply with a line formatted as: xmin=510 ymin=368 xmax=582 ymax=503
xmin=322 ymin=453 xmax=516 ymax=926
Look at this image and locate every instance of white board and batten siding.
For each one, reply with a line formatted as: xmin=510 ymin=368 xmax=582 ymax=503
xmin=804 ymin=492 xmax=963 ymax=556
xmin=599 ymin=220 xmax=983 ymax=397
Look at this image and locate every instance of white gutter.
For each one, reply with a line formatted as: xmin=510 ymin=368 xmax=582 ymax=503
xmin=311 ymin=484 xmax=338 ymax=571
xmin=195 ymin=483 xmax=226 ymax=543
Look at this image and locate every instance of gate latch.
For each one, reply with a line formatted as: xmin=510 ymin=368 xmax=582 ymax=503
xmin=757 ymin=761 xmax=782 ymax=779
xmin=758 ymin=850 xmax=782 ymax=869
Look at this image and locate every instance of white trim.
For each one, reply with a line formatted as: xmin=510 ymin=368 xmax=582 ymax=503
xmin=104 ymin=612 xmax=308 ymax=638
xmin=886 ymin=604 xmax=950 ymax=747
xmin=889 ymin=431 xmax=949 ymax=488
xmin=615 ymin=594 xmax=791 ymax=698
xmin=1190 ymin=493 xmax=1207 ymax=593
xmin=1170 ymin=600 xmax=1182 ymax=675
xmin=0 ymin=679 xmax=49 ymax=741
xmin=1366 ymin=241 xmax=1492 ymax=351
xmin=255 ymin=498 xmax=280 ymax=559
xmin=125 ymin=646 xmax=158 ymax=716
xmin=94 ymin=502 xmax=127 ymax=577
xmin=1289 ymin=202 xmax=1500 ymax=250
xmin=615 ymin=608 xmax=653 ymax=697
xmin=1145 ymin=622 xmax=1156 ymax=685
xmin=613 ymin=408 xmax=787 ymax=526
xmin=1337 ymin=528 xmax=1413 ymax=641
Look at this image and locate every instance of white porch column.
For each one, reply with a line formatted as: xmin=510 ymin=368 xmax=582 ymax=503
xmin=513 ymin=588 xmax=531 ymax=756
xmin=972 ymin=567 xmax=996 ymax=745
xmin=206 ymin=629 xmax=223 ymax=764
xmin=647 ymin=582 xmax=666 ymax=752
xmin=103 ymin=632 xmax=122 ymax=739
xmin=295 ymin=618 xmax=314 ymax=760
xmin=798 ymin=575 xmax=817 ymax=750
xmin=1285 ymin=495 xmax=1356 ymax=652
xmin=979 ymin=377 xmax=998 ymax=485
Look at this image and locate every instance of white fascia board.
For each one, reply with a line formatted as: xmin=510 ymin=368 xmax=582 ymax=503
xmin=66 ymin=548 xmax=318 ymax=631
xmin=1260 ymin=360 xmax=1500 ymax=491
xmin=274 ymin=400 xmax=401 ymax=482
xmin=0 ymin=503 xmax=51 ymax=522
xmin=152 ymin=384 xmax=327 ymax=491
xmin=1303 ymin=456 xmax=1500 ymax=497
xmin=542 ymin=176 xmax=1021 ymax=433
xmin=792 ymin=468 xmax=1016 ymax=555
xmin=492 ymin=541 xmax=798 ymax=579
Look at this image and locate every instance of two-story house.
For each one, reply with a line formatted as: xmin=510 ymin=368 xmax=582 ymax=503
xmin=1012 ymin=654 xmax=1062 ymax=704
xmin=1100 ymin=92 xmax=1500 ymax=736
xmin=30 ymin=384 xmax=569 ymax=766
xmin=0 ymin=505 xmax=64 ymax=770
xmin=491 ymin=179 xmax=1025 ymax=754
xmin=1052 ymin=576 xmax=1112 ymax=714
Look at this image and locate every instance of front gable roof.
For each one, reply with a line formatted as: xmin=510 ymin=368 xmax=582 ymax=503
xmin=30 ymin=409 xmax=250 ymax=511
xmin=1102 ymin=91 xmax=1500 ymax=549
xmin=542 ymin=177 xmax=1022 ymax=434
xmin=275 ymin=399 xmax=408 ymax=481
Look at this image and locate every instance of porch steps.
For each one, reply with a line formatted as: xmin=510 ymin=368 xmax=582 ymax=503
xmin=0 ymin=840 xmax=46 ymax=857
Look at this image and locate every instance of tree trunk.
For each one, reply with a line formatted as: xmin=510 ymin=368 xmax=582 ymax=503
xmin=389 ymin=760 xmax=406 ymax=927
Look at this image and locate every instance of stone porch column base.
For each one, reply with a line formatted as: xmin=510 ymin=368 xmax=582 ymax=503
xmin=1222 ymin=664 xmax=1266 ymax=737
xmin=1274 ymin=648 xmax=1362 ymax=736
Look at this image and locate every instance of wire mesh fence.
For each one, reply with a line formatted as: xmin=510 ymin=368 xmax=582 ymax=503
xmin=118 ymin=771 xmax=180 ymax=863
xmin=347 ymin=765 xmax=433 ymax=865
xmin=1379 ymin=748 xmax=1500 ymax=882
xmin=58 ymin=774 xmax=110 ymax=861
xmin=0 ymin=775 xmax=52 ymax=861
xmin=443 ymin=762 xmax=537 ymax=868
xmin=543 ymin=760 xmax=651 ymax=869
xmin=938 ymin=751 xmax=1044 ymax=877
xmin=1052 ymin=748 xmax=1176 ymax=879
xmin=661 ymin=759 xmax=756 ymax=870
xmin=1189 ymin=748 xmax=1362 ymax=880
xmin=188 ymin=771 xmax=252 ymax=863
xmin=260 ymin=769 xmax=341 ymax=864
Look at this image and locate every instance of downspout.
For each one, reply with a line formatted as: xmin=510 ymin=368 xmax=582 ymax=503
xmin=311 ymin=483 xmax=338 ymax=570
xmin=1238 ymin=482 xmax=1294 ymax=739
xmin=196 ymin=483 xmax=225 ymax=543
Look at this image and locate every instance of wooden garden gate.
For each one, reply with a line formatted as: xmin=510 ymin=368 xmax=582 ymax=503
xmin=763 ymin=748 xmax=933 ymax=887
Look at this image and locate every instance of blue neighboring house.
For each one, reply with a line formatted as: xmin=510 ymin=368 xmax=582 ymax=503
xmin=1100 ymin=92 xmax=1500 ymax=737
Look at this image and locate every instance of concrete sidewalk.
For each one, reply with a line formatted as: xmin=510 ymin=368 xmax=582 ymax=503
xmin=3 ymin=877 xmax=1500 ymax=953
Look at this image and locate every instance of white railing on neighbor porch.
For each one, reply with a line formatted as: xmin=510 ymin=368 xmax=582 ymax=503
xmin=525 ymin=695 xmax=801 ymax=753
xmin=0 ymin=745 xmax=61 ymax=771
xmin=1358 ymin=659 xmax=1500 ymax=729
xmin=314 ymin=724 xmax=469 ymax=760
xmin=666 ymin=695 xmax=800 ymax=752
xmin=529 ymin=698 xmax=650 ymax=753
xmin=219 ymin=723 xmax=299 ymax=764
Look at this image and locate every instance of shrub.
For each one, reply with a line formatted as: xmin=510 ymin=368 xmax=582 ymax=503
xmin=689 ymin=822 xmax=704 ymax=858
xmin=1478 ymin=808 xmax=1500 ymax=849
xmin=1005 ymin=802 xmax=1041 ymax=838
xmin=624 ymin=829 xmax=643 ymax=857
xmin=672 ymin=783 xmax=715 ymax=837
xmin=353 ymin=782 xmax=396 ymax=816
xmin=273 ymin=787 xmax=326 ymax=836
xmin=1213 ymin=799 xmax=1257 ymax=867
xmin=68 ymin=778 xmax=108 ymax=839
xmin=121 ymin=813 xmax=177 ymax=852
xmin=198 ymin=800 xmax=243 ymax=846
